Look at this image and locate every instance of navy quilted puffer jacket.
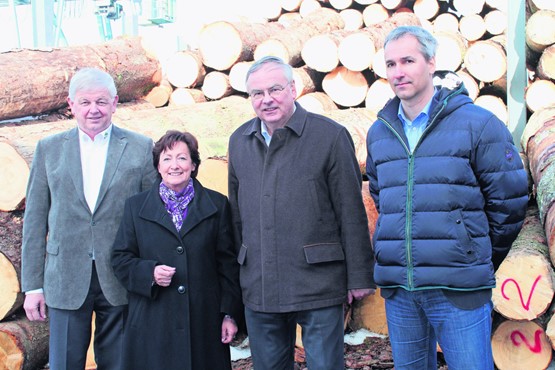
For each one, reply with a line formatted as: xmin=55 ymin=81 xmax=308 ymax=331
xmin=365 ymin=82 xmax=529 ymax=292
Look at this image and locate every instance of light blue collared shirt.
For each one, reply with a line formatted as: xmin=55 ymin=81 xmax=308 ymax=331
xmin=397 ymin=95 xmax=434 ymax=153
xmin=260 ymin=121 xmax=272 ymax=146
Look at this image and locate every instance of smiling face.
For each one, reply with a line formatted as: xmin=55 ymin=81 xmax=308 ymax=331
xmin=246 ymin=62 xmax=297 ymax=133
xmin=384 ymin=34 xmax=436 ymax=108
xmin=68 ymin=88 xmax=118 ymax=139
xmin=157 ymin=141 xmax=196 ymax=193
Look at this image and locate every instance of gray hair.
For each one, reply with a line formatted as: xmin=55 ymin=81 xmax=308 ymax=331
xmin=384 ymin=26 xmax=438 ymax=61
xmin=68 ymin=67 xmax=117 ymax=100
xmin=245 ymin=56 xmax=293 ymax=85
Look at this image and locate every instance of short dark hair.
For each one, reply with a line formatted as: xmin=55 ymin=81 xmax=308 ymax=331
xmin=153 ymin=130 xmax=201 ymax=178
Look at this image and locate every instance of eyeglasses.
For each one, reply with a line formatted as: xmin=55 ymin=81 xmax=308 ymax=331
xmin=248 ymin=83 xmax=290 ymax=101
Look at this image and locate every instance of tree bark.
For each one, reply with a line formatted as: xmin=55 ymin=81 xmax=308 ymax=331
xmin=0 ymin=36 xmax=162 ymax=122
xmin=521 ymin=106 xmax=555 ymax=263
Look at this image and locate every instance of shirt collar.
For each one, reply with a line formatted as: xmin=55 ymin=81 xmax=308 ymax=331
xmin=78 ymin=124 xmax=112 ymax=143
xmin=259 ymin=104 xmax=298 ymax=145
xmin=397 ymin=89 xmax=436 ymax=125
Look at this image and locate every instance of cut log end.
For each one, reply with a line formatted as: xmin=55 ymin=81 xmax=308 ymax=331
xmin=0 ymin=330 xmax=24 ymax=370
xmin=0 ymin=253 xmax=22 ymax=322
xmin=0 ymin=142 xmax=29 ymax=212
xmin=492 ymin=320 xmax=553 ymax=370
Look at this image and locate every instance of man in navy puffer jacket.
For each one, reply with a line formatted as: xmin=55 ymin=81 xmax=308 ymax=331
xmin=365 ymin=25 xmax=529 ymax=370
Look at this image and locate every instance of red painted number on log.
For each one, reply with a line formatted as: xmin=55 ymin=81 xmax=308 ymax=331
xmin=510 ymin=330 xmax=543 ymax=353
xmin=501 ymin=275 xmax=542 ymax=310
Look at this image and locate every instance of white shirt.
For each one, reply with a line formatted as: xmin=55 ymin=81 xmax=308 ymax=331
xmin=79 ymin=125 xmax=112 ymax=212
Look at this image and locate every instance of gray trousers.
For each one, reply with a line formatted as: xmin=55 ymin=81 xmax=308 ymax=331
xmin=48 ymin=263 xmax=125 ymax=370
xmin=245 ymin=304 xmax=344 ymax=370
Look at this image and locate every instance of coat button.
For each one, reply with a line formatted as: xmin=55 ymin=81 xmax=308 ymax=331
xmin=456 ymin=219 xmax=461 ymax=224
xmin=176 ymin=246 xmax=184 ymax=254
xmin=177 ymin=285 xmax=186 ymax=294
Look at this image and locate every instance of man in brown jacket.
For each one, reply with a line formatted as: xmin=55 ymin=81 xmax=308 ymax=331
xmin=228 ymin=56 xmax=376 ymax=370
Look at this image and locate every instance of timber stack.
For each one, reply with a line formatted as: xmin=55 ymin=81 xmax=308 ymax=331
xmin=0 ymin=0 xmax=554 ymax=369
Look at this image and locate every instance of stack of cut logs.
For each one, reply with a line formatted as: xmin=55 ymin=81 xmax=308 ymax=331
xmin=1 ymin=0 xmax=555 ymax=369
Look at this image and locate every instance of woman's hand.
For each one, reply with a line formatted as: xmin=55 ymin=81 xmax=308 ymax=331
xmin=221 ymin=315 xmax=238 ymax=344
xmin=153 ymin=265 xmax=176 ymax=287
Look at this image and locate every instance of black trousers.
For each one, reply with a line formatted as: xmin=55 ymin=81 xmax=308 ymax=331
xmin=48 ymin=262 xmax=126 ymax=370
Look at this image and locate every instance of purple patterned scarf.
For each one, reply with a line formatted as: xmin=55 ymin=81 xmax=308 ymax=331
xmin=159 ymin=179 xmax=195 ymax=231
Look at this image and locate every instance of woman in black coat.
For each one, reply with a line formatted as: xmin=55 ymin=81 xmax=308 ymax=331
xmin=112 ymin=130 xmax=242 ymax=370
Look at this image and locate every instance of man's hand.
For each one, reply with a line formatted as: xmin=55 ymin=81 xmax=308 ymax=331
xmin=348 ymin=288 xmax=376 ymax=304
xmin=23 ymin=293 xmax=47 ymax=321
xmin=221 ymin=315 xmax=238 ymax=344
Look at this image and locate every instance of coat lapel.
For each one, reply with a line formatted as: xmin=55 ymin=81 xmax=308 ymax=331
xmin=178 ymin=180 xmax=217 ymax=238
xmin=140 ymin=181 xmax=181 ymax=238
xmin=95 ymin=125 xmax=126 ymax=213
xmin=64 ymin=128 xmax=90 ymax=212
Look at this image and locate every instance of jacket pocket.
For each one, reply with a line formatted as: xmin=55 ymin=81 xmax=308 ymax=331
xmin=452 ymin=209 xmax=477 ymax=262
xmin=303 ymin=243 xmax=345 ymax=264
xmin=237 ymin=244 xmax=247 ymax=265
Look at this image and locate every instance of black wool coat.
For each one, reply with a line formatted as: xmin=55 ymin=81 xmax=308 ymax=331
xmin=112 ymin=179 xmax=242 ymax=370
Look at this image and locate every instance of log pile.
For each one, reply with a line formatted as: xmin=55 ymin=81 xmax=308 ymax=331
xmin=0 ymin=0 xmax=554 ymax=369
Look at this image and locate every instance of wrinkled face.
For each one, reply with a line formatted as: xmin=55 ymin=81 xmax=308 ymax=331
xmin=246 ymin=63 xmax=297 ymax=129
xmin=68 ymin=88 xmax=118 ymax=139
xmin=384 ymin=35 xmax=436 ymax=105
xmin=157 ymin=141 xmax=196 ymax=193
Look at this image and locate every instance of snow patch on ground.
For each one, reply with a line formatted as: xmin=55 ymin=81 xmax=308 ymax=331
xmin=230 ymin=329 xmax=385 ymax=361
